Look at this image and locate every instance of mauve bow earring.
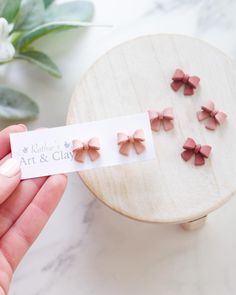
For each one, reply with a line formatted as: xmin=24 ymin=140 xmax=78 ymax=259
xmin=171 ymin=69 xmax=200 ymax=96
xmin=181 ymin=138 xmax=212 ymax=166
xmin=72 ymin=137 xmax=100 ymax=163
xmin=197 ymin=100 xmax=227 ymax=130
xmin=148 ymin=108 xmax=174 ymax=132
xmin=117 ymin=129 xmax=145 ymax=156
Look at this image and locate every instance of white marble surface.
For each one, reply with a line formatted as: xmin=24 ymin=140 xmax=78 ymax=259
xmin=1 ymin=0 xmax=236 ymax=294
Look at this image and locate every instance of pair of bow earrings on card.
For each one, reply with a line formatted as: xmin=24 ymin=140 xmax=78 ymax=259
xmin=148 ymin=68 xmax=227 ymax=166
xmin=72 ymin=130 xmax=146 ymax=163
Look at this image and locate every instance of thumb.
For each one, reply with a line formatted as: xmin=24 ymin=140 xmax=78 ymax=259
xmin=0 ymin=158 xmax=21 ymax=204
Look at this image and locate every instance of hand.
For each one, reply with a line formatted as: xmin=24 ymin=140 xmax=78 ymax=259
xmin=0 ymin=125 xmax=67 ymax=295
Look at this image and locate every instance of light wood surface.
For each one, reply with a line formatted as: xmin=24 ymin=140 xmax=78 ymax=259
xmin=67 ymin=34 xmax=236 ymax=224
xmin=181 ymin=216 xmax=207 ymax=230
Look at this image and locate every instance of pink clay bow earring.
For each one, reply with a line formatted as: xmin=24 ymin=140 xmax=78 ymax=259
xmin=171 ymin=69 xmax=200 ymax=96
xmin=148 ymin=108 xmax=174 ymax=132
xmin=197 ymin=100 xmax=227 ymax=130
xmin=117 ymin=129 xmax=145 ymax=156
xmin=181 ymin=138 xmax=212 ymax=166
xmin=72 ymin=137 xmax=100 ymax=163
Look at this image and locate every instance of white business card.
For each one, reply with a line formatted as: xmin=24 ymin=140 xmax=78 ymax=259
xmin=10 ymin=113 xmax=156 ymax=179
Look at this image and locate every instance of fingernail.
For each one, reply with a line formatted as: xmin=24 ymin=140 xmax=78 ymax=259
xmin=0 ymin=158 xmax=20 ymax=177
xmin=0 ymin=286 xmax=5 ymax=295
xmin=18 ymin=124 xmax=27 ymax=131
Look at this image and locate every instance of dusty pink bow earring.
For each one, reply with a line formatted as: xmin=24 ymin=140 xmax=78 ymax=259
xmin=181 ymin=138 xmax=212 ymax=166
xmin=117 ymin=129 xmax=145 ymax=156
xmin=148 ymin=108 xmax=174 ymax=132
xmin=171 ymin=69 xmax=200 ymax=96
xmin=197 ymin=100 xmax=227 ymax=130
xmin=72 ymin=137 xmax=100 ymax=163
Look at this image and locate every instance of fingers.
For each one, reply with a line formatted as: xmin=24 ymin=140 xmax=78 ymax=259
xmin=0 ymin=124 xmax=27 ymax=206
xmin=0 ymin=174 xmax=67 ymax=272
xmin=0 ymin=251 xmax=11 ymax=295
xmin=0 ymin=176 xmax=48 ymax=237
xmin=0 ymin=159 xmax=21 ymax=205
xmin=0 ymin=286 xmax=5 ymax=295
xmin=0 ymin=125 xmax=27 ymax=160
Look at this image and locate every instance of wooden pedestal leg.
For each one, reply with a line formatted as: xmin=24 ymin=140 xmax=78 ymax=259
xmin=180 ymin=216 xmax=207 ymax=231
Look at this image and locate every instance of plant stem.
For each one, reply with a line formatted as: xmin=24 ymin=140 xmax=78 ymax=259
xmin=0 ymin=59 xmax=14 ymax=65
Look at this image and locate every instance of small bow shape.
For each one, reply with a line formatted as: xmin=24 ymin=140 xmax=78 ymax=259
xmin=181 ymin=138 xmax=212 ymax=166
xmin=171 ymin=69 xmax=200 ymax=96
xmin=117 ymin=129 xmax=145 ymax=156
xmin=148 ymin=108 xmax=174 ymax=132
xmin=72 ymin=137 xmax=100 ymax=163
xmin=197 ymin=100 xmax=227 ymax=130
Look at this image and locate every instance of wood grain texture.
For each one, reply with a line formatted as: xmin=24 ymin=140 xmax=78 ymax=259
xmin=67 ymin=34 xmax=236 ymax=223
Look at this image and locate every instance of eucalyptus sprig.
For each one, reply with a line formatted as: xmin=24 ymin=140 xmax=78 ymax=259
xmin=0 ymin=0 xmax=94 ymax=120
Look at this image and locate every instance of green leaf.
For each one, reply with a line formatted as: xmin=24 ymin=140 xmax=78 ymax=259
xmin=0 ymin=86 xmax=39 ymax=120
xmin=14 ymin=21 xmax=91 ymax=49
xmin=43 ymin=0 xmax=54 ymax=8
xmin=0 ymin=0 xmax=22 ymax=23
xmin=15 ymin=50 xmax=62 ymax=78
xmin=44 ymin=1 xmax=94 ymax=22
xmin=14 ymin=0 xmax=45 ymax=31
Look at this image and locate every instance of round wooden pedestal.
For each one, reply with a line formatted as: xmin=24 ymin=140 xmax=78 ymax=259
xmin=67 ymin=34 xmax=236 ymax=230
